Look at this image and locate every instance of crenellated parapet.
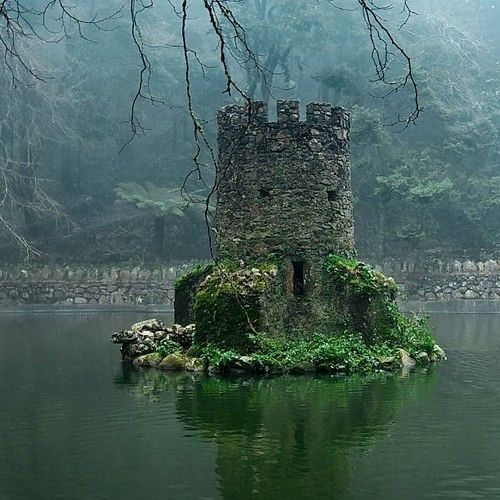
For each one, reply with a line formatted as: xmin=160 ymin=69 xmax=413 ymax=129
xmin=217 ymin=100 xmax=350 ymax=129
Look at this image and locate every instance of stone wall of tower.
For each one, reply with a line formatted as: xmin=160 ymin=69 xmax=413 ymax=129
xmin=216 ymin=100 xmax=355 ymax=265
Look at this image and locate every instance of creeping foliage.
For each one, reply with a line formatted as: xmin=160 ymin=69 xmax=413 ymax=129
xmin=195 ymin=313 xmax=435 ymax=374
xmin=193 ymin=264 xmax=277 ymax=352
xmin=156 ymin=338 xmax=182 ymax=358
xmin=250 ymin=331 xmax=400 ymax=373
xmin=325 ymin=254 xmax=398 ymax=298
xmin=380 ymin=303 xmax=435 ymax=355
xmin=192 ymin=344 xmax=240 ymax=370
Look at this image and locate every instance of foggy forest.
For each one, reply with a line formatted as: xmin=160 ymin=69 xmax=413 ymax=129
xmin=1 ymin=2 xmax=500 ymax=499
xmin=1 ymin=0 xmax=498 ymax=264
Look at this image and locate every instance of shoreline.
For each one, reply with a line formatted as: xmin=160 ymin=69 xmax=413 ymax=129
xmin=1 ymin=300 xmax=500 ymax=315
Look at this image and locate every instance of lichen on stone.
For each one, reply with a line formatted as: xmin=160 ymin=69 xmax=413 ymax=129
xmin=192 ymin=263 xmax=277 ymax=352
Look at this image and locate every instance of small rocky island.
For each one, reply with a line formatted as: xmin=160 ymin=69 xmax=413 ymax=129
xmin=112 ymin=100 xmax=446 ymax=374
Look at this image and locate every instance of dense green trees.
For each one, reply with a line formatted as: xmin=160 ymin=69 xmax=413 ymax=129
xmin=348 ymin=1 xmax=500 ymax=258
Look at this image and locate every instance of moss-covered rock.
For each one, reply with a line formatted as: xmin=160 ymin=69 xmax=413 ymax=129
xmin=193 ymin=264 xmax=277 ymax=352
xmin=398 ymin=348 xmax=416 ymax=369
xmin=159 ymin=353 xmax=188 ymax=371
xmin=185 ymin=357 xmax=206 ymax=372
xmin=133 ymin=352 xmax=163 ymax=368
xmin=323 ymin=254 xmax=401 ymax=342
xmin=174 ymin=264 xmax=213 ymax=325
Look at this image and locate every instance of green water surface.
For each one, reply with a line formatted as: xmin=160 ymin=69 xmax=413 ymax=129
xmin=0 ymin=311 xmax=499 ymax=499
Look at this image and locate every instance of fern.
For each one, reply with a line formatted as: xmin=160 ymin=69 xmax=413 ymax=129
xmin=114 ymin=182 xmax=204 ymax=218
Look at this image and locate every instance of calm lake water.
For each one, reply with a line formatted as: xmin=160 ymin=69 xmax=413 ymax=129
xmin=1 ymin=311 xmax=500 ymax=499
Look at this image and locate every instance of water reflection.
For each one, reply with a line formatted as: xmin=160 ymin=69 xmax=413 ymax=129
xmin=117 ymin=366 xmax=436 ymax=498
xmin=3 ymin=311 xmax=498 ymax=499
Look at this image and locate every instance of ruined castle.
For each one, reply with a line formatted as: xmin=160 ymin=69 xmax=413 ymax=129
xmin=175 ymin=100 xmax=397 ymax=342
xmin=213 ymin=100 xmax=358 ymax=334
xmin=216 ymin=100 xmax=355 ymax=264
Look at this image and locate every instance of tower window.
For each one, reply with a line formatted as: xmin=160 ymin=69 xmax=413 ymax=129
xmin=327 ymin=190 xmax=338 ymax=202
xmin=292 ymin=261 xmax=306 ymax=296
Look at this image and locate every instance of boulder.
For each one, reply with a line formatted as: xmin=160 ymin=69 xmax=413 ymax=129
xmin=185 ymin=357 xmax=206 ymax=372
xmin=433 ymin=344 xmax=447 ymax=360
xmin=111 ymin=329 xmax=136 ymax=344
xmin=379 ymin=356 xmax=397 ymax=370
xmin=164 ymin=323 xmax=195 ymax=349
xmin=153 ymin=330 xmax=169 ymax=341
xmin=484 ymin=260 xmax=499 ymax=272
xmin=462 ymin=261 xmax=477 ymax=272
xmin=122 ymin=341 xmax=156 ymax=360
xmin=133 ymin=352 xmax=163 ymax=367
xmin=230 ymin=356 xmax=255 ymax=373
xmin=159 ymin=353 xmax=187 ymax=371
xmin=415 ymin=351 xmax=430 ymax=364
xmin=131 ymin=319 xmax=164 ymax=333
xmin=398 ymin=348 xmax=416 ymax=368
xmin=138 ymin=330 xmax=155 ymax=339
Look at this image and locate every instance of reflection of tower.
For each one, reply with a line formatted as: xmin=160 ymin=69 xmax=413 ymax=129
xmin=216 ymin=100 xmax=355 ymax=332
xmin=169 ymin=373 xmax=430 ymax=499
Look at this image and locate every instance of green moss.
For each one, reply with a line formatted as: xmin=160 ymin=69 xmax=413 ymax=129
xmin=325 ymin=254 xmax=398 ymax=298
xmin=323 ymin=254 xmax=415 ymax=345
xmin=176 ymin=256 xmax=437 ymax=375
xmin=193 ymin=264 xmax=277 ymax=352
xmin=174 ymin=263 xmax=214 ymax=325
xmin=175 ymin=263 xmax=214 ymax=290
xmin=159 ymin=353 xmax=187 ymax=371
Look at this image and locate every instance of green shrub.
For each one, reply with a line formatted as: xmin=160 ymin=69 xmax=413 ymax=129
xmin=157 ymin=338 xmax=182 ymax=358
xmin=380 ymin=304 xmax=435 ymax=355
xmin=194 ymin=344 xmax=239 ymax=370
xmin=249 ymin=332 xmax=395 ymax=373
xmin=325 ymin=254 xmax=398 ymax=298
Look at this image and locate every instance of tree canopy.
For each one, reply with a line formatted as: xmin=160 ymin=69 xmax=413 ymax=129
xmin=0 ymin=0 xmax=498 ymax=262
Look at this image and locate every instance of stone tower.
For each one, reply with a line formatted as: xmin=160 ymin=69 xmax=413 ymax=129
xmin=217 ymin=100 xmax=354 ymax=261
xmin=216 ymin=100 xmax=355 ymax=332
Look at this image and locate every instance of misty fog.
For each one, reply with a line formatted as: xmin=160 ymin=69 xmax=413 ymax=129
xmin=1 ymin=0 xmax=497 ymax=265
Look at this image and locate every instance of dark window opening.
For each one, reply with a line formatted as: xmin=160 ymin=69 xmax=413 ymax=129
xmin=292 ymin=261 xmax=306 ymax=296
xmin=327 ymin=190 xmax=338 ymax=202
xmin=259 ymin=188 xmax=271 ymax=198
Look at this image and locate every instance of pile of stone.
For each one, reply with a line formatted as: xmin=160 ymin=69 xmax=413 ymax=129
xmin=378 ymin=345 xmax=447 ymax=373
xmin=111 ymin=318 xmax=447 ymax=375
xmin=111 ymin=319 xmax=195 ymax=361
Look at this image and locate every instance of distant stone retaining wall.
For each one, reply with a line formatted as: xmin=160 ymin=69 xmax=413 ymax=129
xmin=0 ymin=265 xmax=194 ymax=306
xmin=376 ymin=259 xmax=500 ymax=301
xmin=0 ymin=259 xmax=499 ymax=306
